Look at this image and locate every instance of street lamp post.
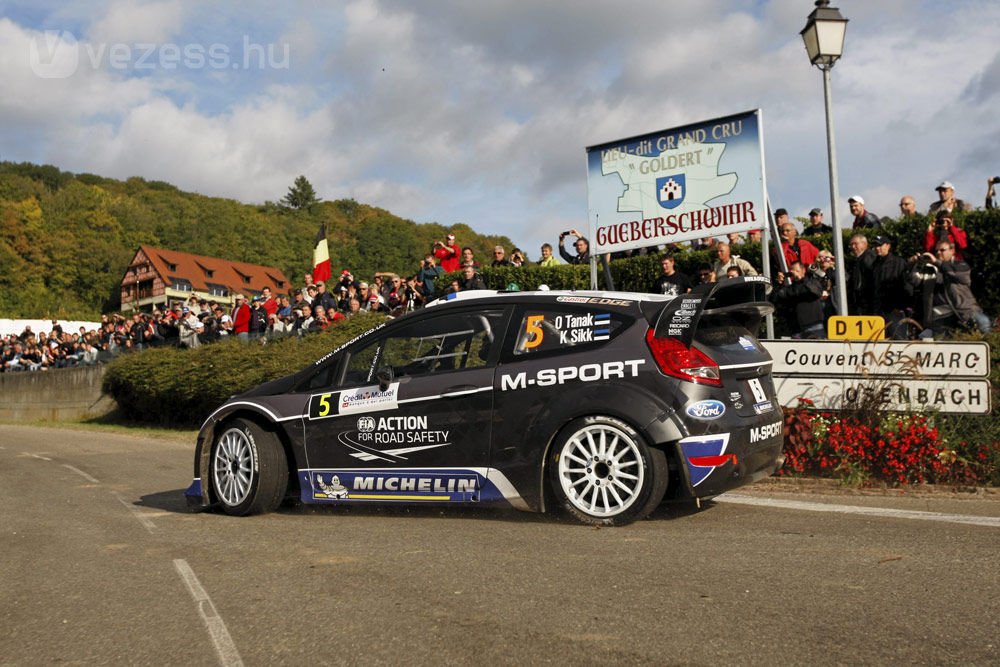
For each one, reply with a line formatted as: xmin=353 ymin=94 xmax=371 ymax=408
xmin=801 ymin=0 xmax=849 ymax=316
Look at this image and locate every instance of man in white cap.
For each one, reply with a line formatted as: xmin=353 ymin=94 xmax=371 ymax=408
xmin=928 ymin=181 xmax=971 ymax=216
xmin=847 ymin=195 xmax=881 ymax=229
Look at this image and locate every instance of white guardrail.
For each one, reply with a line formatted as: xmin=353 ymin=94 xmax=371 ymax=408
xmin=760 ymin=339 xmax=992 ymax=415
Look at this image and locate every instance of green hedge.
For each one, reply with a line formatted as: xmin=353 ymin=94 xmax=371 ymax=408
xmin=102 ymin=312 xmax=386 ymax=426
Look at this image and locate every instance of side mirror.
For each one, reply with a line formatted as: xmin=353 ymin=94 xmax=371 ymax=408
xmin=376 ymin=366 xmax=394 ymax=392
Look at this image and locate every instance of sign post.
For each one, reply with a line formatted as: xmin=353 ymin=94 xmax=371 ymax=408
xmin=585 ymin=110 xmax=768 ymax=255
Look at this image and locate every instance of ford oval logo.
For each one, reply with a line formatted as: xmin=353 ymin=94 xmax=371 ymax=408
xmin=686 ymin=400 xmax=726 ymax=420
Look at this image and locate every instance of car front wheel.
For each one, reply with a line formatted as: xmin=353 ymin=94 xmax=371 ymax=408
xmin=549 ymin=416 xmax=668 ymax=526
xmin=210 ymin=418 xmax=288 ymax=516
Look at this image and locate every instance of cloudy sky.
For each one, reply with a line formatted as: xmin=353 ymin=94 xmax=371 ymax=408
xmin=1 ymin=0 xmax=998 ymax=256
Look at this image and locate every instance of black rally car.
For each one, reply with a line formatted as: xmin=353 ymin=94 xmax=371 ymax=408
xmin=186 ymin=277 xmax=784 ymax=525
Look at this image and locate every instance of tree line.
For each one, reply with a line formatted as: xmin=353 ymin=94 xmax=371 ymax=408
xmin=0 ymin=162 xmax=514 ymax=319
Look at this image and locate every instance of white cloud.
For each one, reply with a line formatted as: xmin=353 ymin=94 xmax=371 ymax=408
xmin=87 ymin=0 xmax=185 ymax=45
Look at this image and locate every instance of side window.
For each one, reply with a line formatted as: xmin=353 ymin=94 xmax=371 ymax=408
xmin=513 ymin=307 xmax=628 ymax=356
xmin=343 ymin=339 xmax=382 ymax=385
xmin=341 ymin=309 xmax=504 ymax=385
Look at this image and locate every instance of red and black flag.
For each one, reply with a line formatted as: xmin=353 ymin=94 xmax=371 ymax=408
xmin=312 ymin=223 xmax=331 ymax=283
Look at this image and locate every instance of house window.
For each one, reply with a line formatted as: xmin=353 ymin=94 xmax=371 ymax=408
xmin=170 ymin=277 xmax=193 ymax=292
xmin=207 ymin=283 xmax=229 ymax=297
xmin=205 ymin=269 xmax=214 ymax=278
xmin=167 ymin=262 xmax=177 ymax=272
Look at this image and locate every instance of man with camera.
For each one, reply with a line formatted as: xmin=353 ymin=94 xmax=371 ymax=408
xmin=924 ymin=210 xmax=969 ymax=261
xmin=558 ymin=229 xmax=590 ymax=264
xmin=986 ymin=176 xmax=999 ymax=209
xmin=908 ymin=242 xmax=991 ymax=336
xmin=417 ymin=254 xmax=444 ymax=297
xmin=433 ymin=233 xmax=461 ymax=272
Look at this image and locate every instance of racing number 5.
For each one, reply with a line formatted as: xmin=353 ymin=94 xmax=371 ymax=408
xmin=316 ymin=393 xmax=332 ymax=417
xmin=524 ymin=314 xmax=544 ymax=349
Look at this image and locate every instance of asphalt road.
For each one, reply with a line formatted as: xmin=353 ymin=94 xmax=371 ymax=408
xmin=1 ymin=424 xmax=998 ymax=666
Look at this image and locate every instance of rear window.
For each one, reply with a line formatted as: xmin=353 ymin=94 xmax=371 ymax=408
xmin=512 ymin=307 xmax=629 ymax=356
xmin=695 ymin=313 xmax=762 ymax=353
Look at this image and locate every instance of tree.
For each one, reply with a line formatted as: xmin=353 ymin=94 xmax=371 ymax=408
xmin=281 ymin=175 xmax=321 ymax=211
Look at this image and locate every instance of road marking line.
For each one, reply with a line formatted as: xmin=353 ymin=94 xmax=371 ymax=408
xmin=112 ymin=492 xmax=157 ymax=533
xmin=62 ymin=464 xmax=100 ymax=484
xmin=173 ymin=559 xmax=245 ymax=667
xmin=25 ymin=452 xmax=52 ymax=461
xmin=716 ymin=494 xmax=1000 ymax=528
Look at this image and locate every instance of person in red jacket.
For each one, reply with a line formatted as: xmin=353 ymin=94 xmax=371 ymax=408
xmin=261 ymin=286 xmax=278 ymax=317
xmin=232 ymin=294 xmax=251 ymax=342
xmin=433 ymin=233 xmax=461 ymax=273
xmin=777 ymin=222 xmax=819 ymax=270
xmin=923 ymin=210 xmax=968 ymax=261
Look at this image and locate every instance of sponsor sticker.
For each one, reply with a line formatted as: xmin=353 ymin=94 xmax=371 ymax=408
xmin=752 ymin=400 xmax=774 ymax=415
xmin=685 ymin=399 xmax=726 ymax=420
xmin=501 ymin=359 xmax=644 ymax=391
xmin=556 ymin=296 xmax=633 ymax=307
xmin=738 ymin=336 xmax=757 ymax=351
xmin=311 ymin=470 xmax=480 ymax=501
xmin=750 ymin=420 xmax=782 ymax=443
xmin=340 ymin=415 xmax=452 ymax=463
xmin=308 ymin=382 xmax=400 ymax=419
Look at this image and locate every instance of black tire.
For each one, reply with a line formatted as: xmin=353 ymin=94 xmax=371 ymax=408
xmin=210 ymin=418 xmax=288 ymax=516
xmin=548 ymin=415 xmax=668 ymax=526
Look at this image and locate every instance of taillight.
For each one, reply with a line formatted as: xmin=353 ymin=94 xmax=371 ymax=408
xmin=644 ymin=329 xmax=721 ymax=386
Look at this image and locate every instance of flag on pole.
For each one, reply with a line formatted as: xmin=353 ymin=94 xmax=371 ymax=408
xmin=312 ymin=223 xmax=331 ymax=283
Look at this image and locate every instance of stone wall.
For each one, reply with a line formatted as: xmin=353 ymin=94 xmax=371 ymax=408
xmin=0 ymin=365 xmax=115 ymax=422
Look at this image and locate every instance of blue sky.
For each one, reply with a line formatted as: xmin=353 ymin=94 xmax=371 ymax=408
xmin=1 ymin=0 xmax=998 ymax=259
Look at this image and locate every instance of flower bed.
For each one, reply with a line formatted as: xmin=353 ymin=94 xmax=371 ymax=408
xmin=779 ymin=401 xmax=1000 ymax=487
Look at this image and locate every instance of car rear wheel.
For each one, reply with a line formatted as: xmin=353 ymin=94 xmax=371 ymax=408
xmin=210 ymin=418 xmax=288 ymax=516
xmin=549 ymin=416 xmax=668 ymax=526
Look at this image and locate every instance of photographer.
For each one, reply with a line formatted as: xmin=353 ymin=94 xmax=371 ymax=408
xmin=558 ymin=229 xmax=590 ymax=264
xmin=433 ymin=233 xmax=461 ymax=272
xmin=771 ymin=261 xmax=826 ymax=339
xmin=923 ymin=210 xmax=968 ymax=261
xmin=417 ymin=254 xmax=444 ymax=298
xmin=987 ymin=176 xmax=998 ymax=210
xmin=907 ymin=242 xmax=991 ymax=336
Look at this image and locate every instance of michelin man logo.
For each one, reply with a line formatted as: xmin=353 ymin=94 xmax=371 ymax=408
xmin=656 ymin=174 xmax=686 ymax=210
xmin=357 ymin=416 xmax=376 ymax=432
xmin=317 ymin=474 xmax=350 ymax=499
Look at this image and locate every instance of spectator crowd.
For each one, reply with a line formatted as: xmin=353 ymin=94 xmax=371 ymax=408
xmin=3 ymin=178 xmax=997 ymax=374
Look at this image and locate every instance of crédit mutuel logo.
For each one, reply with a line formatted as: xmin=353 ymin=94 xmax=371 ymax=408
xmin=29 ymin=30 xmax=289 ymax=79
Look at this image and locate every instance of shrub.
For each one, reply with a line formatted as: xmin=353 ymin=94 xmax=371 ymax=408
xmin=102 ymin=312 xmax=386 ymax=426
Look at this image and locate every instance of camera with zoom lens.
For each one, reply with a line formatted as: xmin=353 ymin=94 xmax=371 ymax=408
xmin=991 ymin=176 xmax=1000 ymax=185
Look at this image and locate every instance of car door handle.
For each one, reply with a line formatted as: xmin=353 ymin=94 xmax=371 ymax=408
xmin=440 ymin=384 xmax=483 ymax=398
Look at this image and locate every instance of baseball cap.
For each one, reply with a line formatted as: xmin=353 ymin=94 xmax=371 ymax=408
xmin=872 ymin=234 xmax=892 ymax=246
xmin=774 ymin=208 xmax=788 ymax=217
xmin=234 ymin=294 xmax=244 ymax=300
xmin=182 ymin=307 xmax=190 ymax=313
xmin=809 ymin=208 xmax=822 ymax=216
xmin=936 ymin=181 xmax=955 ymax=191
xmin=848 ymin=195 xmax=865 ymax=205
xmin=341 ymin=269 xmax=351 ymax=276
xmin=446 ymin=233 xmax=455 ymax=240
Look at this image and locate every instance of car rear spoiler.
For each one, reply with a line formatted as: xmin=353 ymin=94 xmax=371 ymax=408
xmin=645 ymin=276 xmax=774 ymax=347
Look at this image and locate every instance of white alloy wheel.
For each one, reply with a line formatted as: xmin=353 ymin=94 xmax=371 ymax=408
xmin=213 ymin=427 xmax=256 ymax=507
xmin=550 ymin=416 xmax=667 ymax=526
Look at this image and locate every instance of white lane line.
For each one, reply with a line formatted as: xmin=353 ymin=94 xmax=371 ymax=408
xmin=62 ymin=464 xmax=100 ymax=484
xmin=112 ymin=491 xmax=157 ymax=533
xmin=24 ymin=452 xmax=52 ymax=461
xmin=716 ymin=494 xmax=1000 ymax=528
xmin=173 ymin=559 xmax=245 ymax=667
